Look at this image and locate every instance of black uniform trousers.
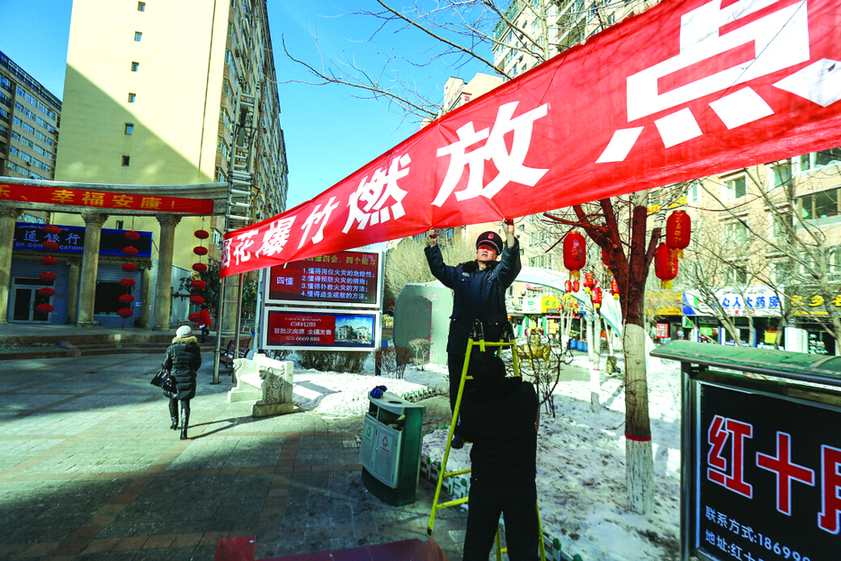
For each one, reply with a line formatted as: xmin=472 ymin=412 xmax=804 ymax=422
xmin=463 ymin=478 xmax=539 ymax=561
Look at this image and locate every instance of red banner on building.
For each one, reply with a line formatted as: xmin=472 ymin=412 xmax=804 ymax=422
xmin=221 ymin=0 xmax=841 ymax=277
xmin=0 ymin=183 xmax=214 ymax=214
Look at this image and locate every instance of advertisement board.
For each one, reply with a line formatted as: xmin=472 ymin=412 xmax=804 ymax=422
xmin=14 ymin=222 xmax=153 ymax=257
xmin=261 ymin=307 xmax=380 ymax=352
xmin=693 ymin=381 xmax=840 ymax=561
xmin=264 ymin=250 xmax=382 ymax=309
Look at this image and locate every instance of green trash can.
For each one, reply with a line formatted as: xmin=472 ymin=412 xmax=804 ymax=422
xmin=360 ymin=391 xmax=425 ymax=506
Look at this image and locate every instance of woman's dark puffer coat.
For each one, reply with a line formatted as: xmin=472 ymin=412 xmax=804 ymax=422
xmin=162 ymin=336 xmax=202 ymax=401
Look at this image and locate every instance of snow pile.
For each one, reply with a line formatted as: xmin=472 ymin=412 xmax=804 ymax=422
xmin=291 ymin=355 xmax=682 ymax=560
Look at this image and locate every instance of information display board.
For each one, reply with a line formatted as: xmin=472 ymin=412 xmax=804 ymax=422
xmin=264 ymin=250 xmax=382 ymax=309
xmin=694 ymin=381 xmax=840 ymax=561
xmin=261 ymin=307 xmax=380 ymax=352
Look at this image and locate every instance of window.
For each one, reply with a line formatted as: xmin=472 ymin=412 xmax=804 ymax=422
xmin=688 ymin=181 xmax=700 ymax=204
xmin=122 ymin=155 xmax=130 ymax=166
xmin=725 ymin=176 xmax=746 ymax=200
xmin=800 ymin=189 xmax=839 ymax=220
xmin=724 ymin=221 xmax=748 ymax=244
xmin=134 ymin=31 xmax=142 ymax=41
xmin=128 ymin=93 xmax=136 ymax=103
xmin=131 ymin=61 xmax=139 ymax=72
xmin=797 ymin=147 xmax=841 ymax=172
xmin=94 ymin=282 xmax=126 ymax=314
xmin=138 ymin=1 xmax=146 ymax=11
xmin=116 ymin=220 xmax=124 ymax=229
xmin=771 ymin=162 xmax=792 ymax=188
xmin=125 ymin=123 xmax=134 ymax=135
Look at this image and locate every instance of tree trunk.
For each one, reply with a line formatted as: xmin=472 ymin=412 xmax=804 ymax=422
xmin=623 ymin=322 xmax=654 ymax=513
xmin=589 ymin=311 xmax=601 ymax=412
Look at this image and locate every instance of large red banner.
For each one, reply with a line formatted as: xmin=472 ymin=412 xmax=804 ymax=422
xmin=221 ymin=0 xmax=841 ymax=277
xmin=0 ymin=183 xmax=214 ymax=214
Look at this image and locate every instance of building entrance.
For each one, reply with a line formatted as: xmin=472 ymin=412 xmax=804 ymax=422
xmin=11 ymin=278 xmax=53 ymax=323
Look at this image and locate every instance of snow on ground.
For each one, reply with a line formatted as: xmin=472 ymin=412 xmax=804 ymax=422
xmin=289 ymin=352 xmax=682 ymax=560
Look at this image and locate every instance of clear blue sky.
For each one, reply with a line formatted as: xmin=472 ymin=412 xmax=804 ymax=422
xmin=0 ymin=0 xmax=488 ymax=210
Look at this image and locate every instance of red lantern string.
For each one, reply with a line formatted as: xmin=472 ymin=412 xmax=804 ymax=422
xmin=118 ymin=228 xmax=139 ymax=323
xmin=38 ymin=225 xmax=61 ymax=316
xmin=190 ymin=225 xmax=209 ymax=322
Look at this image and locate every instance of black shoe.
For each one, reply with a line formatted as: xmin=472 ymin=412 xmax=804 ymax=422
xmin=180 ymin=428 xmax=188 ymax=440
xmin=170 ymin=417 xmax=178 ymax=430
xmin=451 ymin=435 xmax=464 ymax=449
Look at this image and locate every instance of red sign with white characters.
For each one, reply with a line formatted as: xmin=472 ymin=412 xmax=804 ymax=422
xmin=0 ymin=183 xmax=214 ymax=214
xmin=221 ymin=0 xmax=841 ymax=277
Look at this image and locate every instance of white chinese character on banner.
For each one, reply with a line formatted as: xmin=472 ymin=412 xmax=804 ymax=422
xmin=596 ymin=0 xmax=834 ymax=163
xmin=255 ymin=216 xmax=296 ymax=257
xmin=343 ymin=155 xmax=410 ymax=233
xmin=298 ymin=197 xmax=339 ymax=249
xmin=433 ymin=101 xmax=549 ymax=207
xmin=229 ymin=230 xmax=258 ymax=266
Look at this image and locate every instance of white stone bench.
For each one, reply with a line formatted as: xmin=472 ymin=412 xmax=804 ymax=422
xmin=228 ymin=353 xmax=295 ymax=417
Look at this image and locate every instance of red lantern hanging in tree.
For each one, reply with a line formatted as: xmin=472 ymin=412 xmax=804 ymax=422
xmin=583 ymin=271 xmax=595 ymax=293
xmin=655 ymin=243 xmax=678 ymax=289
xmin=572 ymin=279 xmax=580 ymax=293
xmin=601 ymin=246 xmax=612 ymax=274
xmin=563 ymin=232 xmax=586 ymax=281
xmin=564 ymin=280 xmax=572 ymax=293
xmin=117 ymin=308 xmax=134 ymax=319
xmin=666 ymin=210 xmax=691 ymax=259
xmin=610 ymin=278 xmax=620 ymax=300
xmin=592 ymin=286 xmax=603 ymax=309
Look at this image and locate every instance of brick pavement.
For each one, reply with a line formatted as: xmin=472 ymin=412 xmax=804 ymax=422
xmin=0 ymin=352 xmax=468 ymax=561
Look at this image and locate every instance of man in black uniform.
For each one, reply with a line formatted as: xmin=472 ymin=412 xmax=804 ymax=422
xmin=459 ymin=353 xmax=540 ymax=561
xmin=424 ymin=221 xmax=521 ymax=446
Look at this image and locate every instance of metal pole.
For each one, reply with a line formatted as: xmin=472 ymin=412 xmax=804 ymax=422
xmin=212 ymin=116 xmax=241 ymax=385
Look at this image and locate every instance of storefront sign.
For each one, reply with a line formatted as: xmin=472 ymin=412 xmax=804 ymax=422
xmin=262 ymin=308 xmax=380 ymax=351
xmin=790 ymin=292 xmax=841 ymax=316
xmin=683 ymin=288 xmax=782 ymax=317
xmin=522 ymin=297 xmax=542 ymax=314
xmin=655 ymin=323 xmax=669 ymax=338
xmin=0 ymin=182 xmax=213 ymax=214
xmin=13 ymin=222 xmax=153 ymax=257
xmin=541 ymin=296 xmax=560 ymax=313
xmin=696 ymin=382 xmax=840 ymax=561
xmin=264 ymin=250 xmax=382 ymax=308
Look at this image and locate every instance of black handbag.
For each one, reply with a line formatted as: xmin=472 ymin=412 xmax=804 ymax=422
xmin=151 ymin=368 xmax=176 ymax=393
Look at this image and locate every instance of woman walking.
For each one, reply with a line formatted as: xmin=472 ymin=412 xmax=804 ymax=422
xmin=162 ymin=325 xmax=202 ymax=440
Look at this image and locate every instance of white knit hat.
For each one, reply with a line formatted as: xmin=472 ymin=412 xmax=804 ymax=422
xmin=176 ymin=325 xmax=192 ymax=338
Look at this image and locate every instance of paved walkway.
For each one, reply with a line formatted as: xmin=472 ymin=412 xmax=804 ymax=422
xmin=0 ymin=352 xmax=468 ymax=561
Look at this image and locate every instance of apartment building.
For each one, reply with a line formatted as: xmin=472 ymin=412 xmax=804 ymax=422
xmin=0 ymin=51 xmax=61 ymax=221
xmin=9 ymin=0 xmax=289 ymax=328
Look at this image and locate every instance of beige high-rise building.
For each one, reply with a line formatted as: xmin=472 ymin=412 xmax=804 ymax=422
xmin=51 ymin=0 xmax=289 ymax=328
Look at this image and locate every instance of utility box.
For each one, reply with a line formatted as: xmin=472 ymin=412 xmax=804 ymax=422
xmin=360 ymin=391 xmax=425 ymax=506
xmin=394 ymin=282 xmax=451 ymax=365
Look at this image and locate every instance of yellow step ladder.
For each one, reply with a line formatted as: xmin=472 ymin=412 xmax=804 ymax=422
xmin=426 ymin=327 xmax=546 ymax=561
